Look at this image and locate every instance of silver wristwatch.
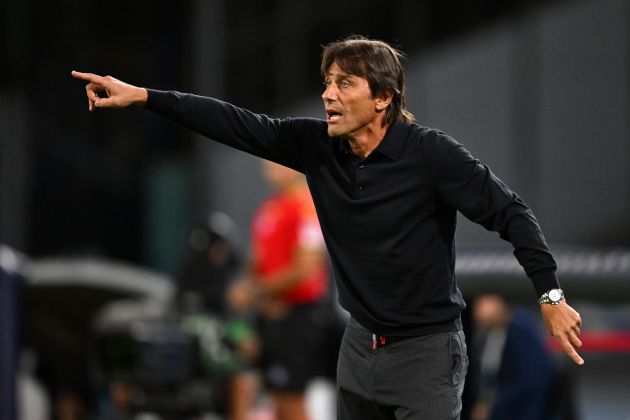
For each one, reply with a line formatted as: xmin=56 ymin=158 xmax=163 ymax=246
xmin=538 ymin=288 xmax=564 ymax=305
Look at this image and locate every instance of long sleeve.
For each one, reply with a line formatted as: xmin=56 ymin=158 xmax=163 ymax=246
xmin=145 ymin=89 xmax=318 ymax=173
xmin=426 ymin=131 xmax=559 ymax=297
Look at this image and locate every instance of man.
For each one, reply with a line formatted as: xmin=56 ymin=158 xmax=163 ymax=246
xmin=72 ymin=35 xmax=583 ymax=420
xmin=471 ymin=294 xmax=557 ymax=420
xmin=227 ymin=160 xmax=332 ymax=420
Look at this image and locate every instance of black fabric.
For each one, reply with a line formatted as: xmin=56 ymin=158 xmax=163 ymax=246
xmin=337 ymin=318 xmax=468 ymax=420
xmin=145 ymin=89 xmax=560 ymax=336
xmin=258 ymin=302 xmax=340 ymax=392
xmin=175 ymin=244 xmax=239 ymax=314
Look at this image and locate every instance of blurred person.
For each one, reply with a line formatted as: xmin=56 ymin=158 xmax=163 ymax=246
xmin=100 ymin=381 xmax=132 ymax=420
xmin=471 ymin=294 xmax=556 ymax=420
xmin=175 ymin=214 xmax=261 ymax=420
xmin=72 ymin=35 xmax=583 ymax=420
xmin=176 ymin=212 xmax=241 ymax=314
xmin=17 ymin=350 xmax=51 ymax=420
xmin=54 ymin=390 xmax=86 ymax=420
xmin=228 ymin=160 xmax=333 ymax=420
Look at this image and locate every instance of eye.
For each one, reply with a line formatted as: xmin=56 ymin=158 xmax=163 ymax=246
xmin=323 ymin=79 xmax=331 ymax=87
xmin=340 ymin=80 xmax=351 ymax=88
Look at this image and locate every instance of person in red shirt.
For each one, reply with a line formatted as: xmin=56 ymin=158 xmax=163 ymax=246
xmin=229 ymin=160 xmax=331 ymax=420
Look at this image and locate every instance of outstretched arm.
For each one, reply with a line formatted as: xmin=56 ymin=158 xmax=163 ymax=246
xmin=71 ymin=71 xmax=147 ymax=111
xmin=71 ymin=70 xmax=315 ymax=172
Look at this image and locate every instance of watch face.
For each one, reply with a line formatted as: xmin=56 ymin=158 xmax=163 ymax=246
xmin=549 ymin=289 xmax=562 ymax=302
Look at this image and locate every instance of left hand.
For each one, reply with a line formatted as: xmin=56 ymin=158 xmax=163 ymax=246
xmin=540 ymin=300 xmax=584 ymax=365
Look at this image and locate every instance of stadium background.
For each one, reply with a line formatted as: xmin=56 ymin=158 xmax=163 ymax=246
xmin=1 ymin=0 xmax=629 ymax=419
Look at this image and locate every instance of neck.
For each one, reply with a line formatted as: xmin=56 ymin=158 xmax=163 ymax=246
xmin=346 ymin=122 xmax=390 ymax=158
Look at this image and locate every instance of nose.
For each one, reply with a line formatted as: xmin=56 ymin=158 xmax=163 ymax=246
xmin=322 ymin=83 xmax=337 ymax=102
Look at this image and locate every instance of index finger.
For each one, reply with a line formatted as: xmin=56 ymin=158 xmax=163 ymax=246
xmin=71 ymin=70 xmax=104 ymax=83
xmin=560 ymin=338 xmax=584 ymax=365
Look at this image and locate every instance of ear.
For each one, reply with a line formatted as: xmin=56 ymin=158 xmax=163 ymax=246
xmin=375 ymin=91 xmax=393 ymax=112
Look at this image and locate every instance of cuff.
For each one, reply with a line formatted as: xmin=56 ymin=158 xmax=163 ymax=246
xmin=145 ymin=88 xmax=168 ymax=111
xmin=530 ymin=269 xmax=561 ymax=299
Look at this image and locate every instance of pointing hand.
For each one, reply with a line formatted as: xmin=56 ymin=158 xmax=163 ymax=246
xmin=71 ymin=70 xmax=147 ymax=111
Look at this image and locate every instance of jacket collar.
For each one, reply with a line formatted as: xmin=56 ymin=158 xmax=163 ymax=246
xmin=337 ymin=120 xmax=407 ymax=161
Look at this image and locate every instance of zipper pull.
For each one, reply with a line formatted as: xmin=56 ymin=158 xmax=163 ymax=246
xmin=372 ymin=333 xmax=377 ymax=350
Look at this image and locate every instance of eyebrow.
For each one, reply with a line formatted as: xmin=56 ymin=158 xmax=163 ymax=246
xmin=325 ymin=71 xmax=354 ymax=79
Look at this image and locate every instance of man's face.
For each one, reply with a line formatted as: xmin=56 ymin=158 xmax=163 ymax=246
xmin=322 ymin=62 xmax=386 ymax=139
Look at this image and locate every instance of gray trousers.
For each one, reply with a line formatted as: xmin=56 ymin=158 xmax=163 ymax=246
xmin=337 ymin=318 xmax=468 ymax=420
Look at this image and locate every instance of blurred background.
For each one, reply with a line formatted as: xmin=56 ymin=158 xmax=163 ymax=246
xmin=1 ymin=0 xmax=630 ymax=419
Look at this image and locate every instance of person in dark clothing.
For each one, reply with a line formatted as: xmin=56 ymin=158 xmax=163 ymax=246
xmin=176 ymin=212 xmax=241 ymax=314
xmin=72 ymin=35 xmax=583 ymax=420
xmin=175 ymin=214 xmax=260 ymax=420
xmin=471 ymin=294 xmax=557 ymax=420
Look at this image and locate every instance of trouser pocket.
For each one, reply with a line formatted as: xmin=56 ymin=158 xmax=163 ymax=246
xmin=450 ymin=330 xmax=469 ymax=397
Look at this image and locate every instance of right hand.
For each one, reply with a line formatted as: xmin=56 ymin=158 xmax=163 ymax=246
xmin=227 ymin=278 xmax=257 ymax=312
xmin=71 ymin=70 xmax=147 ymax=111
xmin=259 ymin=297 xmax=289 ymax=320
xmin=540 ymin=300 xmax=584 ymax=365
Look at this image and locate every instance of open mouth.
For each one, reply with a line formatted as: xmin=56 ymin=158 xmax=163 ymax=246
xmin=326 ymin=110 xmax=343 ymax=123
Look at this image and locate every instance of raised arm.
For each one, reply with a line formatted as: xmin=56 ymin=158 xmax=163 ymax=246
xmin=71 ymin=71 xmax=147 ymax=111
